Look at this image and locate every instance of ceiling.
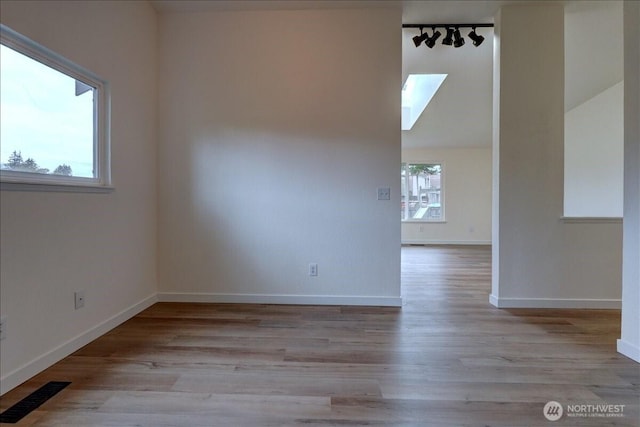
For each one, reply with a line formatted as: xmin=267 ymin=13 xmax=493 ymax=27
xmin=402 ymin=24 xmax=494 ymax=148
xmin=401 ymin=1 xmax=507 ymax=148
xmin=151 ymin=0 xmax=400 ymax=13
xmin=402 ymin=0 xmax=622 ymax=149
xmin=152 ymin=0 xmax=509 ymax=17
xmin=401 ymin=0 xmax=509 ymax=24
xmin=151 ymin=1 xmax=623 ymax=149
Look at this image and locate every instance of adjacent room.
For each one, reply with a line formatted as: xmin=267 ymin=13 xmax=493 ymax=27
xmin=0 ymin=0 xmax=638 ymax=425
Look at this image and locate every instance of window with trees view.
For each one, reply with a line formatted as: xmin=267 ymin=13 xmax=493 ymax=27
xmin=401 ymin=163 xmax=443 ymax=221
xmin=0 ymin=24 xmax=110 ymax=190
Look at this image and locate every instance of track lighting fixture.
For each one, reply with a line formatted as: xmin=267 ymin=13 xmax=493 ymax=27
xmin=424 ymin=27 xmax=441 ymax=48
xmin=403 ymin=23 xmax=493 ymax=50
xmin=442 ymin=27 xmax=454 ymax=46
xmin=412 ymin=27 xmax=427 ymax=47
xmin=468 ymin=27 xmax=485 ymax=46
xmin=453 ymin=28 xmax=465 ymax=47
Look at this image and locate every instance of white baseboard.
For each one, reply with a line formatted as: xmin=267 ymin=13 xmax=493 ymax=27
xmin=0 ymin=293 xmax=157 ymax=396
xmin=617 ymin=339 xmax=640 ymax=362
xmin=489 ymin=294 xmax=499 ymax=307
xmin=402 ymin=239 xmax=491 ymax=245
xmin=489 ymin=295 xmax=621 ymax=309
xmin=158 ymin=292 xmax=402 ymax=307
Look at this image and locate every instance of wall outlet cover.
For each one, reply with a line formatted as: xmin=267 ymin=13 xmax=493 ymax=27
xmin=309 ymin=263 xmax=318 ymax=277
xmin=74 ymin=291 xmax=85 ymax=310
xmin=377 ymin=187 xmax=391 ymax=200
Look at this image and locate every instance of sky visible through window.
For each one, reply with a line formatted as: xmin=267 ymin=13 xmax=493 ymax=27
xmin=0 ymin=44 xmax=94 ymax=177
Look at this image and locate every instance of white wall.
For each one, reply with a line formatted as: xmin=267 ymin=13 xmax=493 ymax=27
xmin=156 ymin=8 xmax=401 ymax=306
xmin=0 ymin=1 xmax=158 ymax=394
xmin=564 ymin=1 xmax=623 ymax=112
xmin=618 ymin=0 xmax=640 ymax=362
xmin=402 ymin=147 xmax=491 ymax=244
xmin=491 ymin=3 xmax=622 ymax=309
xmin=564 ymin=81 xmax=624 ymax=217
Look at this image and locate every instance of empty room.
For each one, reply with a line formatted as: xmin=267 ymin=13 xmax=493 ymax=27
xmin=0 ymin=0 xmax=638 ymax=425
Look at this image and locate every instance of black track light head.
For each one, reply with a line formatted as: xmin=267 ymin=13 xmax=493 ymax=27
xmin=442 ymin=27 xmax=454 ymax=46
xmin=425 ymin=28 xmax=441 ymax=48
xmin=413 ymin=27 xmax=428 ymax=47
xmin=453 ymin=28 xmax=465 ymax=48
xmin=468 ymin=27 xmax=485 ymax=46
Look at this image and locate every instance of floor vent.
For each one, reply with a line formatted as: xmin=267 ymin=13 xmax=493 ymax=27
xmin=0 ymin=381 xmax=71 ymax=424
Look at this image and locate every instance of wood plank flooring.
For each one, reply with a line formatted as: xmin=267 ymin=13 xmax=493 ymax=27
xmin=1 ymin=245 xmax=638 ymax=426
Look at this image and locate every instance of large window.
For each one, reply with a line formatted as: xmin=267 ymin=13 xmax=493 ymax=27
xmin=0 ymin=25 xmax=110 ymax=190
xmin=401 ymin=163 xmax=443 ymax=221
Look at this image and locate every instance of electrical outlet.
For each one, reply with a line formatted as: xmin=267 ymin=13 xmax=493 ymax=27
xmin=0 ymin=316 xmax=6 ymax=341
xmin=309 ymin=263 xmax=318 ymax=277
xmin=74 ymin=291 xmax=85 ymax=310
xmin=377 ymin=187 xmax=391 ymax=201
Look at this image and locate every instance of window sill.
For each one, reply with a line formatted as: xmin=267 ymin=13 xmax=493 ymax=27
xmin=1 ymin=181 xmax=114 ymax=193
xmin=402 ymin=220 xmax=447 ymax=224
xmin=560 ymin=216 xmax=622 ymax=224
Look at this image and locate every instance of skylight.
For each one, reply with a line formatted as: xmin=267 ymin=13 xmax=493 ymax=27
xmin=401 ymin=74 xmax=447 ymax=130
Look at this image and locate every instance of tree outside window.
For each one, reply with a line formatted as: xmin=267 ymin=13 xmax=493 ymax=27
xmin=401 ymin=163 xmax=443 ymax=221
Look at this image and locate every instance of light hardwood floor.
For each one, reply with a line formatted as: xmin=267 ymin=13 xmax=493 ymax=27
xmin=1 ymin=245 xmax=638 ymax=426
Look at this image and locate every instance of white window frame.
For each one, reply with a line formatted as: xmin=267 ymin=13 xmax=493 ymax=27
xmin=0 ymin=24 xmax=111 ymax=192
xmin=401 ymin=161 xmax=445 ymax=223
